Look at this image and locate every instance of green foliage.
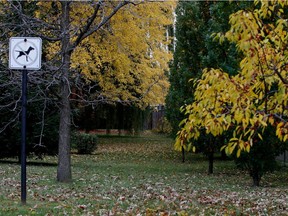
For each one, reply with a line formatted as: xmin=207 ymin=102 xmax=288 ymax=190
xmin=166 ymin=1 xmax=249 ymax=137
xmin=0 ymin=125 xmax=20 ymax=159
xmin=71 ymin=132 xmax=98 ymax=154
xmin=27 ymin=103 xmax=59 ymax=157
xmin=166 ymin=1 xmax=204 ymax=136
xmin=0 ymin=103 xmax=59 ymax=159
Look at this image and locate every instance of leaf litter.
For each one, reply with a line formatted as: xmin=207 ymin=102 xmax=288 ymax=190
xmin=0 ymin=134 xmax=287 ymax=215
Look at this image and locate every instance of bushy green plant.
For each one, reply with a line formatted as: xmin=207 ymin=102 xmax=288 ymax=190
xmin=71 ymin=132 xmax=98 ymax=154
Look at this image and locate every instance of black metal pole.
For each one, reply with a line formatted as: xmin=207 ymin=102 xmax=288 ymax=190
xmin=21 ymin=68 xmax=27 ymax=205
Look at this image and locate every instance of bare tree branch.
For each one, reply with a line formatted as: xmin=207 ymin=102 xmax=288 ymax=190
xmin=72 ymin=1 xmax=131 ymax=48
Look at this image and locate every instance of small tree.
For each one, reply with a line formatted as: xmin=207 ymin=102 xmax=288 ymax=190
xmin=176 ymin=0 xmax=288 ymax=185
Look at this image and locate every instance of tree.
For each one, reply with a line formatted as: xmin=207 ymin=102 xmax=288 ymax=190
xmin=176 ymin=0 xmax=288 ymax=185
xmin=165 ymin=1 xmax=206 ymax=137
xmin=0 ymin=1 xmax=175 ymax=182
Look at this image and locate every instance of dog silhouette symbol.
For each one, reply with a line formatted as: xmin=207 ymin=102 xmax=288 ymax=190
xmin=16 ymin=46 xmax=35 ymax=62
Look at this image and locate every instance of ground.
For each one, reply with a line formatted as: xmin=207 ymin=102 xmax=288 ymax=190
xmin=0 ymin=132 xmax=287 ymax=215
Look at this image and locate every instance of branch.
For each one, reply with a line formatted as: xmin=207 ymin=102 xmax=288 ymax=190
xmin=72 ymin=1 xmax=132 ymax=48
xmin=73 ymin=0 xmax=102 ymax=47
xmin=272 ymin=65 xmax=288 ymax=85
xmin=273 ymin=113 xmax=287 ymax=123
xmin=8 ymin=1 xmax=62 ymax=42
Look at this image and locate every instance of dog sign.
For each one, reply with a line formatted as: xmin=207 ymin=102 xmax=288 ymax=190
xmin=9 ymin=37 xmax=42 ymax=70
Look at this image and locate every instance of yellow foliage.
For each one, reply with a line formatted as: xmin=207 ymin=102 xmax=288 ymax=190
xmin=36 ymin=1 xmax=175 ymax=107
xmin=175 ymin=0 xmax=288 ymax=156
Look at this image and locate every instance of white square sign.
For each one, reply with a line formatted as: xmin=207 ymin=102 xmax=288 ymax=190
xmin=9 ymin=37 xmax=42 ymax=70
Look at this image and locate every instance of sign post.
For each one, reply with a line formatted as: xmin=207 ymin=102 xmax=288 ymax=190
xmin=9 ymin=37 xmax=42 ymax=205
xmin=20 ymin=68 xmax=27 ymax=205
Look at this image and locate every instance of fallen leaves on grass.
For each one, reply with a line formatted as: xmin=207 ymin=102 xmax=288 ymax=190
xmin=0 ymin=134 xmax=287 ymax=215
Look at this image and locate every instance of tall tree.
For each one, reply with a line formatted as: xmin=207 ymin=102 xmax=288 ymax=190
xmin=0 ymin=1 xmax=175 ymax=182
xmin=166 ymin=1 xmax=205 ymax=137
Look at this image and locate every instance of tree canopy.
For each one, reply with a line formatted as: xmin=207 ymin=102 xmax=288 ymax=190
xmin=176 ymin=0 xmax=288 ymax=157
xmin=35 ymin=1 xmax=174 ymax=107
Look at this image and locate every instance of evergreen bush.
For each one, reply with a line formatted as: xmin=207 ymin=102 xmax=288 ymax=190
xmin=72 ymin=132 xmax=98 ymax=154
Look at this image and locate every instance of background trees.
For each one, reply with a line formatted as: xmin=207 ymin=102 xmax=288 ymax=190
xmin=0 ymin=0 xmax=175 ymax=182
xmin=166 ymin=1 xmax=250 ymax=137
xmin=166 ymin=1 xmax=252 ymax=173
xmin=75 ymin=103 xmax=152 ymax=135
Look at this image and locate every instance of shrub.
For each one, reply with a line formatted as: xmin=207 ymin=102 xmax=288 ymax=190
xmin=233 ymin=126 xmax=282 ymax=186
xmin=153 ymin=117 xmax=173 ymax=134
xmin=71 ymin=132 xmax=98 ymax=154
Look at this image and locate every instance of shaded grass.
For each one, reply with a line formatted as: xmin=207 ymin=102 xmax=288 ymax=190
xmin=0 ymin=133 xmax=287 ymax=215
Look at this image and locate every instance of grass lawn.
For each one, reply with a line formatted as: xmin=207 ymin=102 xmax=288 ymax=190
xmin=0 ymin=132 xmax=287 ymax=215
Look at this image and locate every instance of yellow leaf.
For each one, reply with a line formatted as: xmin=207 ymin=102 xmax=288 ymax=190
xmin=283 ymin=134 xmax=288 ymax=142
xmin=250 ymin=138 xmax=253 ymax=147
xmin=220 ymin=145 xmax=227 ymax=152
xmin=229 ymin=143 xmax=237 ymax=155
xmin=246 ymin=144 xmax=251 ymax=153
xmin=192 ymin=146 xmax=196 ymax=153
xmin=268 ymin=116 xmax=274 ymax=125
xmin=225 ymin=147 xmax=230 ymax=156
xmin=236 ymin=148 xmax=241 ymax=158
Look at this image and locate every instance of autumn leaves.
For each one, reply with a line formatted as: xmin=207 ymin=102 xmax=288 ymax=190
xmin=176 ymin=0 xmax=288 ymax=157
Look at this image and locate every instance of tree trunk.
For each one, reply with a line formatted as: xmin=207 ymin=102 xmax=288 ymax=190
xmin=251 ymin=169 xmax=261 ymax=187
xmin=57 ymin=88 xmax=72 ymax=182
xmin=182 ymin=146 xmax=185 ymax=163
xmin=208 ymin=150 xmax=214 ymax=174
xmin=57 ymin=2 xmax=72 ymax=183
xmin=252 ymin=175 xmax=260 ymax=187
xmin=117 ymin=104 xmax=124 ymax=136
xmin=208 ymin=136 xmax=214 ymax=174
